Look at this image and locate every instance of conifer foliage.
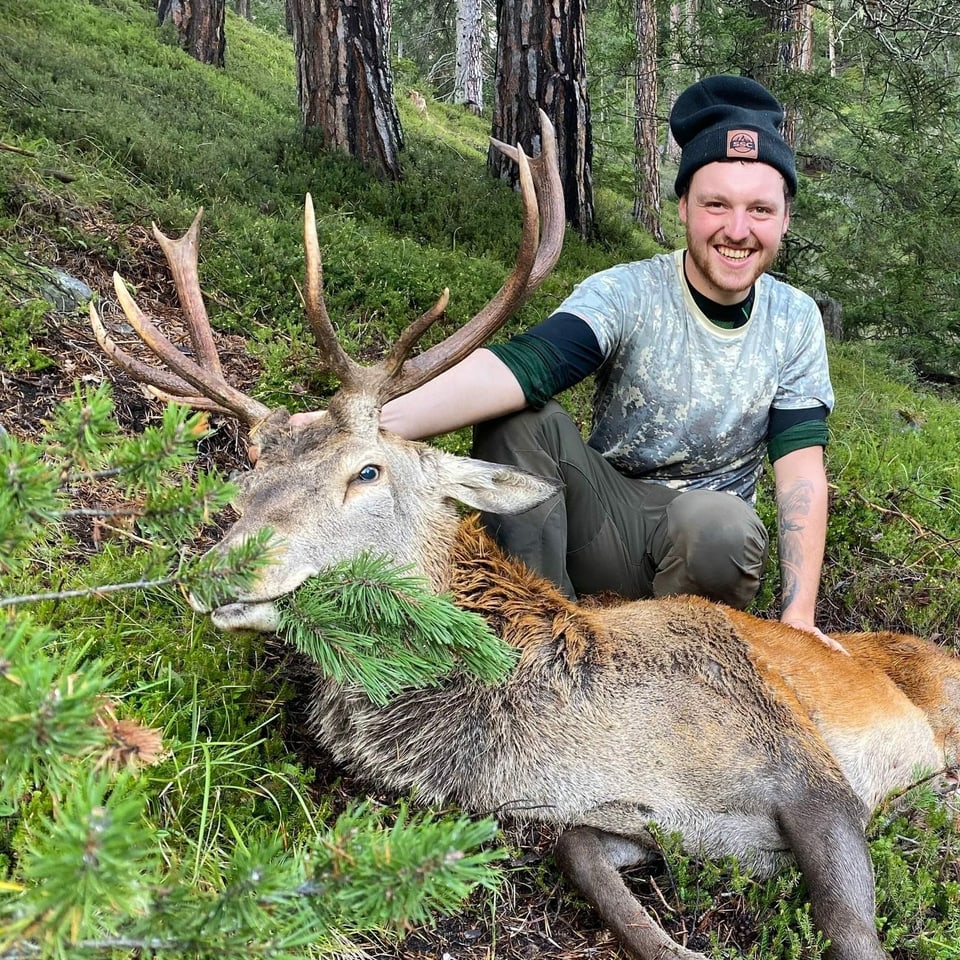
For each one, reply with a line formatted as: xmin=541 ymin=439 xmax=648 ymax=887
xmin=0 ymin=387 xmax=508 ymax=959
xmin=278 ymin=554 xmax=516 ymax=704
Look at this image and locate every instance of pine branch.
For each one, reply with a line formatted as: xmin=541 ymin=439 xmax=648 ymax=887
xmin=309 ymin=801 xmax=504 ymax=930
xmin=2 ymin=532 xmax=273 ymax=611
xmin=15 ymin=775 xmax=158 ymax=947
xmin=1 ymin=801 xmax=504 ymax=959
xmin=178 ymin=529 xmax=276 ymax=611
xmin=0 ymin=577 xmax=178 ymax=608
xmin=276 ymin=553 xmax=516 ymax=705
xmin=0 ymin=618 xmax=112 ymax=803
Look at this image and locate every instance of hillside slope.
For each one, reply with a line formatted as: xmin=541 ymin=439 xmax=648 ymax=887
xmin=3 ymin=2 xmax=960 ymax=958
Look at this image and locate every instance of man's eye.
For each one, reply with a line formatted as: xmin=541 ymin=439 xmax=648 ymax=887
xmin=357 ymin=465 xmax=380 ymax=482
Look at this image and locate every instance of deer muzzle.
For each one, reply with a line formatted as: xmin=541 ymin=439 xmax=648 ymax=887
xmin=207 ymin=600 xmax=281 ymax=633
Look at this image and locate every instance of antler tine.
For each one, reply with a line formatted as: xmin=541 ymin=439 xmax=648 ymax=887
xmin=302 ymin=194 xmax=366 ymax=389
xmin=151 ymin=209 xmax=224 ymax=379
xmin=379 ymin=110 xmax=565 ymax=404
xmin=498 ymin=109 xmax=564 ymax=291
xmin=89 ymin=300 xmax=232 ymax=415
xmin=380 ymin=287 xmax=450 ymax=380
xmin=93 ymin=271 xmax=271 ymax=426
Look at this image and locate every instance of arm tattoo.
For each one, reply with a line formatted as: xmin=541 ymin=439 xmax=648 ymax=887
xmin=778 ymin=478 xmax=814 ymax=611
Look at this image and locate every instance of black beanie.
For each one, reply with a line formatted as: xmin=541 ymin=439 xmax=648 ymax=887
xmin=670 ymin=74 xmax=797 ymax=199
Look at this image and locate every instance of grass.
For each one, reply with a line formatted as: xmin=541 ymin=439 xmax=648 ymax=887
xmin=3 ymin=0 xmax=960 ymax=957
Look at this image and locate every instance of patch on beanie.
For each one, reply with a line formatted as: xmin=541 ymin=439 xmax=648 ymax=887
xmin=726 ymin=130 xmax=759 ymax=159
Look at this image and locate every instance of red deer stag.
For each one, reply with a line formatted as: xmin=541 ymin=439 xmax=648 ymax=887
xmin=90 ymin=114 xmax=960 ymax=960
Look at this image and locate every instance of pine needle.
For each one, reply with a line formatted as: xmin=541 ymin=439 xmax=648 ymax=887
xmin=276 ymin=553 xmax=516 ymax=705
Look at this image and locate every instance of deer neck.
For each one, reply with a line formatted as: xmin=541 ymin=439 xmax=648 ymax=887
xmin=443 ymin=516 xmax=609 ymax=669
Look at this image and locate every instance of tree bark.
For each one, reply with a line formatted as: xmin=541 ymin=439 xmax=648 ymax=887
xmin=633 ymin=0 xmax=664 ymax=243
xmin=289 ymin=0 xmax=404 ymax=180
xmin=158 ymin=0 xmax=226 ymax=67
xmin=663 ymin=0 xmax=696 ymax=165
xmin=455 ymin=0 xmax=484 ymax=115
xmin=491 ymin=0 xmax=594 ymax=239
xmin=378 ymin=0 xmax=392 ymax=57
xmin=743 ymin=0 xmax=813 ymax=147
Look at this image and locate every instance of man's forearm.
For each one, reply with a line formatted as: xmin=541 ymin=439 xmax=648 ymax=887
xmin=380 ymin=348 xmax=528 ymax=440
xmin=774 ymin=446 xmax=829 ymax=629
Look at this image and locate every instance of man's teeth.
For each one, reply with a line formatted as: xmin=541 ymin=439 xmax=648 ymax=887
xmin=718 ymin=246 xmax=751 ymax=260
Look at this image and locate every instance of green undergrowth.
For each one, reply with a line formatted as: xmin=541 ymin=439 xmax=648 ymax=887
xmin=4 ymin=0 xmax=960 ymax=956
xmin=819 ymin=343 xmax=960 ymax=637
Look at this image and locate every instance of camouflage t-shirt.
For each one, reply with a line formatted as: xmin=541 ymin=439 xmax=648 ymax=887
xmin=556 ymin=249 xmax=834 ymax=502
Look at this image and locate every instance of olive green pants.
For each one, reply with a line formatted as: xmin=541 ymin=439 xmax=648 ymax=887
xmin=472 ymin=401 xmax=769 ymax=607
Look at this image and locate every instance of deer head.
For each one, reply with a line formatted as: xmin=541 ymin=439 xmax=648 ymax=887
xmin=90 ymin=112 xmax=566 ymax=632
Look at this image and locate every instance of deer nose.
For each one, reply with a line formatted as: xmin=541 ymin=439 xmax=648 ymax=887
xmin=187 ymin=590 xmax=212 ymax=614
xmin=210 ymin=601 xmax=281 ymax=633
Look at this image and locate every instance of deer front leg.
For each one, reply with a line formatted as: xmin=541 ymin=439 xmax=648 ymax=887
xmin=777 ymin=794 xmax=890 ymax=960
xmin=554 ymin=826 xmax=708 ymax=960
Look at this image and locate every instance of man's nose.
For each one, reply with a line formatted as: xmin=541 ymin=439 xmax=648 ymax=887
xmin=723 ymin=208 xmax=751 ymax=241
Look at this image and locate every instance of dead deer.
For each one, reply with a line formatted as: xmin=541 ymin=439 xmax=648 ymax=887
xmin=90 ymin=113 xmax=960 ymax=960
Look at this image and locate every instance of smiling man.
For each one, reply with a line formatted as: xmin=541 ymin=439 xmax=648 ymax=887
xmin=291 ymin=74 xmax=837 ymax=647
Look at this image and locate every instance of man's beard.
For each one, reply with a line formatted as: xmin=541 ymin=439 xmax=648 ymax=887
xmin=686 ymin=233 xmax=782 ymax=299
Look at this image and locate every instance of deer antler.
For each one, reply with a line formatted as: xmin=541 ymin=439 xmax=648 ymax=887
xmin=89 ymin=210 xmax=271 ymax=426
xmin=92 ymin=111 xmax=565 ymax=428
xmin=300 ymin=197 xmax=452 ymax=400
xmin=302 ymin=109 xmax=565 ymax=406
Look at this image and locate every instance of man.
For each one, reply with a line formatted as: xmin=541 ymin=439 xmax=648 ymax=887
xmin=294 ymin=75 xmax=839 ymax=647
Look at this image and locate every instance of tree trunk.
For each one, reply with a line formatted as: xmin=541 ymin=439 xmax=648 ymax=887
xmin=826 ymin=0 xmax=838 ymax=77
xmin=741 ymin=0 xmax=813 ymax=148
xmin=774 ymin=1 xmax=812 ymax=147
xmin=455 ymin=0 xmax=484 ymax=115
xmin=158 ymin=0 xmax=226 ymax=66
xmin=289 ymin=0 xmax=404 ymax=180
xmin=491 ymin=0 xmax=594 ymax=239
xmin=234 ymin=0 xmax=251 ymax=20
xmin=378 ymin=0 xmax=392 ymax=57
xmin=633 ymin=0 xmax=664 ymax=244
xmin=663 ymin=0 xmax=697 ymax=165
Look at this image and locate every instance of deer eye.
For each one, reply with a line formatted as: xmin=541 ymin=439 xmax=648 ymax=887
xmin=356 ymin=464 xmax=380 ymax=483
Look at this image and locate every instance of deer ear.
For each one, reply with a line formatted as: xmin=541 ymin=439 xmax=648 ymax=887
xmin=250 ymin=408 xmax=292 ymax=458
xmin=432 ymin=453 xmax=559 ymax=515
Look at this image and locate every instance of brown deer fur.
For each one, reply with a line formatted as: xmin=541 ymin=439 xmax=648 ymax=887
xmin=304 ymin=513 xmax=960 ymax=960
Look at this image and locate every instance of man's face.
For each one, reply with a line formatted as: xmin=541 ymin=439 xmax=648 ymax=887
xmin=678 ymin=161 xmax=791 ymax=305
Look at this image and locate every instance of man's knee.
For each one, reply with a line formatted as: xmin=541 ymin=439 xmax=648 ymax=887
xmin=655 ymin=489 xmax=769 ymax=608
xmin=472 ymin=400 xmax=576 ymax=465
